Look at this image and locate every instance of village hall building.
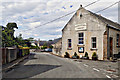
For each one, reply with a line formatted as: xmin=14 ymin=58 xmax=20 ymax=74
xmin=58 ymin=5 xmax=120 ymax=60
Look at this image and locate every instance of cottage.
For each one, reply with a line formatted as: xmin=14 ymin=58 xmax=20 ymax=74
xmin=52 ymin=38 xmax=62 ymax=56
xmin=61 ymin=5 xmax=120 ymax=60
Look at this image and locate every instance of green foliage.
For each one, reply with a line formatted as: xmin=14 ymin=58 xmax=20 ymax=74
xmin=43 ymin=42 xmax=47 ymax=46
xmin=74 ymin=52 xmax=77 ymax=56
xmin=49 ymin=40 xmax=52 ymax=41
xmin=92 ymin=52 xmax=98 ymax=60
xmin=2 ymin=23 xmax=31 ymax=47
xmin=22 ymin=49 xmax=30 ymax=56
xmin=30 ymin=45 xmax=40 ymax=49
xmin=27 ymin=37 xmax=34 ymax=41
xmin=2 ymin=23 xmax=18 ymax=47
xmin=49 ymin=45 xmax=53 ymax=49
xmin=6 ymin=23 xmax=18 ymax=29
xmin=41 ymin=46 xmax=47 ymax=49
xmin=15 ymin=34 xmax=26 ymax=46
xmin=72 ymin=52 xmax=79 ymax=59
xmin=92 ymin=52 xmax=97 ymax=57
xmin=41 ymin=42 xmax=47 ymax=49
xmin=64 ymin=52 xmax=70 ymax=58
xmin=84 ymin=52 xmax=89 ymax=59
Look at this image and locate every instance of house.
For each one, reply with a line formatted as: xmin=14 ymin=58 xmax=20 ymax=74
xmin=61 ymin=5 xmax=120 ymax=60
xmin=52 ymin=38 xmax=62 ymax=56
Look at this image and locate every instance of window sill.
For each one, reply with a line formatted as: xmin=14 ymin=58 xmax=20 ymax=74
xmin=90 ymin=48 xmax=98 ymax=50
xmin=67 ymin=48 xmax=72 ymax=50
xmin=116 ymin=46 xmax=120 ymax=48
xmin=77 ymin=44 xmax=85 ymax=46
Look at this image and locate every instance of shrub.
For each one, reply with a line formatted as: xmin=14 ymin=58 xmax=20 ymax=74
xmin=30 ymin=45 xmax=40 ymax=49
xmin=72 ymin=52 xmax=79 ymax=59
xmin=92 ymin=52 xmax=98 ymax=60
xmin=64 ymin=52 xmax=70 ymax=58
xmin=84 ymin=52 xmax=89 ymax=59
xmin=74 ymin=52 xmax=77 ymax=56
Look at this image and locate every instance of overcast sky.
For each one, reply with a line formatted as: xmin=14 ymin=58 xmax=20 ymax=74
xmin=0 ymin=0 xmax=119 ymax=40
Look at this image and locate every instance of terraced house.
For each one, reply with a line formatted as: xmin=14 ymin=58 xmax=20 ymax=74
xmin=61 ymin=5 xmax=120 ymax=60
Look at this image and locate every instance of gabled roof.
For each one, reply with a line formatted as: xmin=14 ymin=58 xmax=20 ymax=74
xmin=62 ymin=6 xmax=120 ymax=31
xmin=88 ymin=10 xmax=120 ymax=29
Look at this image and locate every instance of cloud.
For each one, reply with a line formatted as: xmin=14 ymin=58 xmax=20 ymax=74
xmin=1 ymin=0 xmax=119 ymax=40
xmin=29 ymin=22 xmax=41 ymax=29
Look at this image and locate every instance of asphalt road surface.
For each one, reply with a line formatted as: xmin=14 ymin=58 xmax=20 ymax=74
xmin=3 ymin=52 xmax=119 ymax=79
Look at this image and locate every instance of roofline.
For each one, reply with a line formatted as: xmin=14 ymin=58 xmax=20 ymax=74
xmin=107 ymin=24 xmax=120 ymax=31
xmin=62 ymin=6 xmax=120 ymax=32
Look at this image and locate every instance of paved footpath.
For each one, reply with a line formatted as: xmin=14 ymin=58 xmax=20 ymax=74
xmin=2 ymin=52 xmax=119 ymax=79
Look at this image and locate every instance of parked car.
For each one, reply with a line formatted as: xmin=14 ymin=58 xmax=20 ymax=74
xmin=45 ymin=48 xmax=52 ymax=52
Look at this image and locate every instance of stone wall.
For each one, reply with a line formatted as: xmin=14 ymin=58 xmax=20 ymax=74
xmin=62 ymin=7 xmax=106 ymax=60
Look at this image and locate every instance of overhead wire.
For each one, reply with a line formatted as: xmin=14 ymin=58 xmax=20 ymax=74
xmin=95 ymin=0 xmax=120 ymax=13
xmin=19 ymin=0 xmax=100 ymax=32
xmin=19 ymin=0 xmax=119 ymax=33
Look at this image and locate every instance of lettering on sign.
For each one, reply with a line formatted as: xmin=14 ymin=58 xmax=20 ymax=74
xmin=75 ymin=23 xmax=87 ymax=31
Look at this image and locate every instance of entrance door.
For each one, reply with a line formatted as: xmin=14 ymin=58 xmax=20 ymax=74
xmin=110 ymin=37 xmax=113 ymax=57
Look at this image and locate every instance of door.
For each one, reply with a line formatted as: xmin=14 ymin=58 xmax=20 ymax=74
xmin=110 ymin=37 xmax=113 ymax=57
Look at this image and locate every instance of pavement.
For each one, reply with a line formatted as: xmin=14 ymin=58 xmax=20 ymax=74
xmin=2 ymin=55 xmax=29 ymax=73
xmin=2 ymin=52 xmax=120 ymax=79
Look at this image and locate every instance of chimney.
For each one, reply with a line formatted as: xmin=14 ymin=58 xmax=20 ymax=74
xmin=80 ymin=5 xmax=82 ymax=7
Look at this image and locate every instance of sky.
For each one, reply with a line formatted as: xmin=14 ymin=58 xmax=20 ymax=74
xmin=0 ymin=0 xmax=119 ymax=40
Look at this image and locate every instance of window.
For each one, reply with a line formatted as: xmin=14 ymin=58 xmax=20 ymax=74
xmin=78 ymin=33 xmax=84 ymax=45
xmin=68 ymin=39 xmax=71 ymax=48
xmin=92 ymin=37 xmax=96 ymax=48
xmin=116 ymin=34 xmax=120 ymax=47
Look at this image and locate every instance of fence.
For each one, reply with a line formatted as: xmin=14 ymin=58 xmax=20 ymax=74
xmin=2 ymin=47 xmax=30 ymax=65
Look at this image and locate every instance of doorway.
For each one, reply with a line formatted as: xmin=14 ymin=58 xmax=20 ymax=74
xmin=110 ymin=37 xmax=113 ymax=57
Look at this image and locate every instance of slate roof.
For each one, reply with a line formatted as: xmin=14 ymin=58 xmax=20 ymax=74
xmin=88 ymin=10 xmax=120 ymax=29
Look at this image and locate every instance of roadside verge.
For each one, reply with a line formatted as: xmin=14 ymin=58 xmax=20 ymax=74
xmin=2 ymin=55 xmax=29 ymax=72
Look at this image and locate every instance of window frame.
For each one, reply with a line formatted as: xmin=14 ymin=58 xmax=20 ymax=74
xmin=116 ymin=34 xmax=120 ymax=47
xmin=91 ymin=37 xmax=97 ymax=49
xmin=68 ymin=39 xmax=72 ymax=48
xmin=78 ymin=33 xmax=84 ymax=45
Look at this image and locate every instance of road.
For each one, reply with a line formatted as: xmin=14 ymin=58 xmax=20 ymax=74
xmin=3 ymin=52 xmax=119 ymax=79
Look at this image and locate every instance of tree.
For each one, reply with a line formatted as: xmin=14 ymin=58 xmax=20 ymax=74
xmin=6 ymin=23 xmax=18 ymax=38
xmin=49 ymin=45 xmax=53 ymax=49
xmin=2 ymin=23 xmax=18 ymax=47
xmin=28 ymin=37 xmax=34 ymax=41
xmin=16 ymin=34 xmax=25 ymax=46
xmin=49 ymin=40 xmax=52 ymax=41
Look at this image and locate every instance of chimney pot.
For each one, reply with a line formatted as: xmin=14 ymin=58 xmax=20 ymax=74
xmin=80 ymin=5 xmax=82 ymax=7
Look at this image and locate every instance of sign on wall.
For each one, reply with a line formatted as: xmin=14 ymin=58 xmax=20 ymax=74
xmin=78 ymin=47 xmax=84 ymax=53
xmin=75 ymin=23 xmax=87 ymax=31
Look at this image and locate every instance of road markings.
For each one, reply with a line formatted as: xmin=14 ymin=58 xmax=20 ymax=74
xmin=106 ymin=75 xmax=111 ymax=78
xmin=112 ymin=74 xmax=119 ymax=78
xmin=83 ymin=64 xmax=88 ymax=67
xmin=106 ymin=71 xmax=113 ymax=73
xmin=103 ymin=73 xmax=105 ymax=74
xmin=93 ymin=68 xmax=100 ymax=72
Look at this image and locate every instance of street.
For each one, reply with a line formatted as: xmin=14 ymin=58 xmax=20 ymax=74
xmin=3 ymin=52 xmax=119 ymax=79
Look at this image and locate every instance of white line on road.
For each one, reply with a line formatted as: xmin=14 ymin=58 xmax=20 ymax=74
xmin=83 ymin=64 xmax=88 ymax=67
xmin=106 ymin=75 xmax=111 ymax=78
xmin=106 ymin=71 xmax=113 ymax=73
xmin=112 ymin=74 xmax=119 ymax=78
xmin=93 ymin=68 xmax=100 ymax=72
xmin=102 ymin=73 xmax=105 ymax=74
